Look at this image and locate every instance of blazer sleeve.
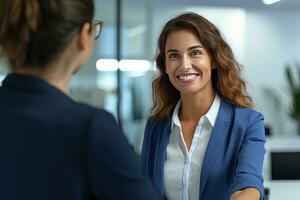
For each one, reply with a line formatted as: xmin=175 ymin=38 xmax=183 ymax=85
xmin=85 ymin=110 xmax=161 ymax=200
xmin=229 ymin=111 xmax=266 ymax=200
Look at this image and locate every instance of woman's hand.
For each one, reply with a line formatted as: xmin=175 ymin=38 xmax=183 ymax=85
xmin=230 ymin=188 xmax=260 ymax=200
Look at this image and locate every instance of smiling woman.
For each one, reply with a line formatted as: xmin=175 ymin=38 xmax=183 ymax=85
xmin=164 ymin=29 xmax=213 ymax=98
xmin=141 ymin=12 xmax=266 ymax=200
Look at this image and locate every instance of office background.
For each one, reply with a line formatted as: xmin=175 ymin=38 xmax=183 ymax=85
xmin=1 ymin=0 xmax=300 ymax=199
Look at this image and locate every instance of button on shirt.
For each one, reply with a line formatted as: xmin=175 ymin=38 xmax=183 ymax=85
xmin=164 ymin=95 xmax=220 ymax=200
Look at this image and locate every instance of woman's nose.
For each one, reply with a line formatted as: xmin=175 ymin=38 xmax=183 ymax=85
xmin=180 ymin=55 xmax=192 ymax=71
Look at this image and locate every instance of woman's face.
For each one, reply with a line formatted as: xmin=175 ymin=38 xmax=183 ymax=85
xmin=164 ymin=29 xmax=214 ymax=96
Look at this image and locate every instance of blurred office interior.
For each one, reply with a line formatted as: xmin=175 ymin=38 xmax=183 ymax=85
xmin=1 ymin=0 xmax=300 ymax=199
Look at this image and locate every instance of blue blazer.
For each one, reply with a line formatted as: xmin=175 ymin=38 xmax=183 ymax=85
xmin=141 ymin=99 xmax=265 ymax=200
xmin=0 ymin=74 xmax=161 ymax=200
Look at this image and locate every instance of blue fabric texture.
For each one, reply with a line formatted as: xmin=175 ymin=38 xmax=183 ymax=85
xmin=141 ymin=100 xmax=266 ymax=200
xmin=0 ymin=73 xmax=161 ymax=200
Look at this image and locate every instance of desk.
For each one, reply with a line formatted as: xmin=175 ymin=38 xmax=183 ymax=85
xmin=264 ymin=137 xmax=300 ymax=199
xmin=264 ymin=180 xmax=300 ymax=200
xmin=264 ymin=137 xmax=300 ymax=180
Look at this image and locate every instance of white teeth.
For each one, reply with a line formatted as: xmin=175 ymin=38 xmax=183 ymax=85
xmin=178 ymin=74 xmax=197 ymax=81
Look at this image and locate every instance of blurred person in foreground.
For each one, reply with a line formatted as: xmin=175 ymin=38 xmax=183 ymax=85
xmin=141 ymin=12 xmax=265 ymax=200
xmin=0 ymin=0 xmax=161 ymax=199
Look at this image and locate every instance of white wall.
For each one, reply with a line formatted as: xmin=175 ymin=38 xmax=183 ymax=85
xmin=245 ymin=10 xmax=300 ymax=136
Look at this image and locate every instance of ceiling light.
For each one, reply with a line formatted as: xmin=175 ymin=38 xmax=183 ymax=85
xmin=262 ymin=0 xmax=281 ymax=5
xmin=119 ymin=59 xmax=151 ymax=72
xmin=96 ymin=59 xmax=118 ymax=71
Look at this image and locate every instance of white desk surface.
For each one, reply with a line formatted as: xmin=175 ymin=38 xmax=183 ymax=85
xmin=264 ymin=137 xmax=300 ymax=180
xmin=264 ymin=137 xmax=300 ymax=200
xmin=264 ymin=180 xmax=300 ymax=200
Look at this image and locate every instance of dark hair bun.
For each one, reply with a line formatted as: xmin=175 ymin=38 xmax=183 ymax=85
xmin=0 ymin=0 xmax=40 ymax=67
xmin=1 ymin=0 xmax=94 ymax=69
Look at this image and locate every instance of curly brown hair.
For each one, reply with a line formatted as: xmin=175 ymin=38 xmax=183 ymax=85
xmin=0 ymin=0 xmax=94 ymax=70
xmin=149 ymin=12 xmax=253 ymax=120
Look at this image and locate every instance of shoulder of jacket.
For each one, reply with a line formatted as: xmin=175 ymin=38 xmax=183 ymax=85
xmin=234 ymin=106 xmax=264 ymax=119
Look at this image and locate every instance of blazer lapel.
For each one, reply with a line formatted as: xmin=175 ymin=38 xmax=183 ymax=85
xmin=153 ymin=119 xmax=172 ymax=195
xmin=199 ymin=100 xmax=233 ymax=199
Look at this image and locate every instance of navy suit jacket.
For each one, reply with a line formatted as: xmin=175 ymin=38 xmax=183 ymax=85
xmin=0 ymin=74 xmax=161 ymax=200
xmin=141 ymin=99 xmax=266 ymax=200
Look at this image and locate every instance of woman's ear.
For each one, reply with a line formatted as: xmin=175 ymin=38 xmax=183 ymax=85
xmin=165 ymin=65 xmax=169 ymax=74
xmin=77 ymin=22 xmax=92 ymax=50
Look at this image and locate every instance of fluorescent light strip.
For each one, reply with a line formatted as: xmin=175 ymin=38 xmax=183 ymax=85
xmin=262 ymin=0 xmax=281 ymax=5
xmin=119 ymin=59 xmax=151 ymax=71
xmin=96 ymin=59 xmax=118 ymax=71
xmin=96 ymin=59 xmax=151 ymax=72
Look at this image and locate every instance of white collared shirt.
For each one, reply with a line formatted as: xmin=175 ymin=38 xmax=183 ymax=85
xmin=164 ymin=95 xmax=220 ymax=200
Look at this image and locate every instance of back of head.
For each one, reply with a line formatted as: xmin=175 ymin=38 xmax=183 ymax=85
xmin=0 ymin=0 xmax=94 ymax=70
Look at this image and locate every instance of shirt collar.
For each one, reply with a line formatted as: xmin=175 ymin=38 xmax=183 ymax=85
xmin=205 ymin=94 xmax=220 ymax=127
xmin=171 ymin=100 xmax=182 ymax=130
xmin=171 ymin=94 xmax=221 ymax=130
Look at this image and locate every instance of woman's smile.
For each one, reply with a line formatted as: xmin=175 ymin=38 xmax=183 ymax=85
xmin=176 ymin=73 xmax=200 ymax=83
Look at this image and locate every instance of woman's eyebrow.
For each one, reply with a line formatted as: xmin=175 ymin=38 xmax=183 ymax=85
xmin=166 ymin=49 xmax=178 ymax=54
xmin=188 ymin=45 xmax=204 ymax=51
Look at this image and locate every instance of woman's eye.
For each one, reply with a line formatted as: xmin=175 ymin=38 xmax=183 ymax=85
xmin=168 ymin=53 xmax=179 ymax=59
xmin=191 ymin=50 xmax=202 ymax=56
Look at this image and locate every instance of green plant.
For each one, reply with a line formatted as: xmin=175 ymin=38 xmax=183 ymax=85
xmin=262 ymin=87 xmax=282 ymax=110
xmin=285 ymin=63 xmax=300 ymax=120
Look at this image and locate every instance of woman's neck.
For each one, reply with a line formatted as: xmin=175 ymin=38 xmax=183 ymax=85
xmin=180 ymin=90 xmax=216 ymax=122
xmin=15 ymin=65 xmax=72 ymax=94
